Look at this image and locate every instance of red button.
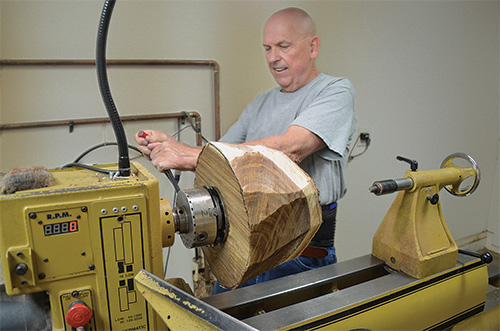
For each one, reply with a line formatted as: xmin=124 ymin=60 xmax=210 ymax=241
xmin=65 ymin=302 xmax=92 ymax=327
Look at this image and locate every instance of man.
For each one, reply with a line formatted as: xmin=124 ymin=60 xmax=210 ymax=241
xmin=135 ymin=7 xmax=356 ymax=293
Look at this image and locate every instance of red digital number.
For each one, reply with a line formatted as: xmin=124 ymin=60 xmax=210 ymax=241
xmin=70 ymin=221 xmax=78 ymax=232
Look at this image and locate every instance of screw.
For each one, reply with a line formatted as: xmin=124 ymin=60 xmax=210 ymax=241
xmin=81 ymin=252 xmax=86 ymax=256
xmin=38 ymin=220 xmax=43 ymax=225
xmin=43 ymin=258 xmax=49 ymax=262
xmin=16 ymin=251 xmax=23 ymax=257
xmin=88 ymin=264 xmax=95 ymax=270
xmin=71 ymin=291 xmax=79 ymax=298
xmin=38 ymin=273 xmax=46 ymax=280
xmin=81 ymin=206 xmax=88 ymax=212
xmin=197 ymin=232 xmax=208 ymax=242
xmin=15 ymin=263 xmax=28 ymax=275
xmin=29 ymin=213 xmax=37 ymax=219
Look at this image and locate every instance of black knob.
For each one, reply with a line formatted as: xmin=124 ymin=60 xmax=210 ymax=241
xmin=481 ymin=252 xmax=493 ymax=264
xmin=15 ymin=263 xmax=28 ymax=275
xmin=427 ymin=193 xmax=439 ymax=205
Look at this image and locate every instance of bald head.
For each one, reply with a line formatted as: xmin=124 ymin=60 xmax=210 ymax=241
xmin=265 ymin=8 xmax=316 ymax=40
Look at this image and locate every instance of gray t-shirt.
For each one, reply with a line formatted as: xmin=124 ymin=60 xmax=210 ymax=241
xmin=219 ymin=73 xmax=356 ymax=204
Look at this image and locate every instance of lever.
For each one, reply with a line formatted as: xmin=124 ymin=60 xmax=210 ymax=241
xmin=458 ymin=249 xmax=493 ymax=264
xmin=396 ymin=156 xmax=418 ymax=171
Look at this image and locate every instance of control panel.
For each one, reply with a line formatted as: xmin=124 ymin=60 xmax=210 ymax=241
xmin=0 ymin=163 xmax=165 ymax=330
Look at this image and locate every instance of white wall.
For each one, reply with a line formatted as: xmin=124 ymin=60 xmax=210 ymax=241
xmin=1 ymin=1 xmax=499 ymax=285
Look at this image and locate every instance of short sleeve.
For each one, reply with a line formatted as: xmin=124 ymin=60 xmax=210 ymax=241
xmin=292 ymin=78 xmax=356 ymax=157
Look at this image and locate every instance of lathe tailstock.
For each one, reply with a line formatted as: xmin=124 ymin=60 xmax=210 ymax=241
xmin=370 ymin=153 xmax=481 ymax=279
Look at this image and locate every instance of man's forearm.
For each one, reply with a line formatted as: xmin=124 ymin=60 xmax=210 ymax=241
xmin=243 ymin=125 xmax=325 ymax=164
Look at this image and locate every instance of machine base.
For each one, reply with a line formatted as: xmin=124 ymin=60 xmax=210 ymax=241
xmin=136 ymin=253 xmax=490 ymax=330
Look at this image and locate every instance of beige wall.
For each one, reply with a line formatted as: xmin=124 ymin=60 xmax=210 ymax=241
xmin=1 ymin=1 xmax=499 ymax=284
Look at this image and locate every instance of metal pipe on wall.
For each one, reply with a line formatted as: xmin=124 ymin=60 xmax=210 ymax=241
xmin=0 ymin=59 xmax=221 ymax=142
xmin=0 ymin=112 xmax=203 ymax=146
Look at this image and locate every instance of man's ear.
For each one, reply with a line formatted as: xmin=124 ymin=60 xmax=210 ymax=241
xmin=310 ymin=36 xmax=320 ymax=59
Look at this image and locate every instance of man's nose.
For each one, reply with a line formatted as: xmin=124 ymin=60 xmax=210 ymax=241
xmin=267 ymin=48 xmax=281 ymax=62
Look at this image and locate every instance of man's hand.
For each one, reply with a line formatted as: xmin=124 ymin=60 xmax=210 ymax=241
xmin=134 ymin=130 xmax=201 ymax=172
xmin=134 ymin=129 xmax=170 ymax=160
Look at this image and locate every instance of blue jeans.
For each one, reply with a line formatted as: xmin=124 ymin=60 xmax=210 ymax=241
xmin=212 ymin=246 xmax=337 ymax=294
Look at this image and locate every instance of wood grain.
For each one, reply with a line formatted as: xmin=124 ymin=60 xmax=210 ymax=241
xmin=195 ymin=142 xmax=321 ymax=289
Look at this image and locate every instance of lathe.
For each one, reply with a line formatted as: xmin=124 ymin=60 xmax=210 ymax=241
xmin=1 ymin=151 xmax=497 ymax=330
xmin=0 ymin=0 xmax=498 ymax=329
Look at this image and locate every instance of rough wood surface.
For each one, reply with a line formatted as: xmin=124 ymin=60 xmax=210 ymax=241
xmin=195 ymin=142 xmax=321 ymax=290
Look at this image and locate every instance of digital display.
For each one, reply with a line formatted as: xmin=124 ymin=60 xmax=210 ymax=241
xmin=44 ymin=220 xmax=79 ymax=236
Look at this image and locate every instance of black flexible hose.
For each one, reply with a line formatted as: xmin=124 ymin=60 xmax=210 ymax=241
xmin=96 ymin=0 xmax=130 ymax=176
xmin=61 ymin=163 xmax=114 ymax=175
xmin=73 ymin=142 xmax=141 ymax=163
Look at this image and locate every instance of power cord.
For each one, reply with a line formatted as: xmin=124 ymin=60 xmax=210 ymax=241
xmin=348 ymin=132 xmax=371 ymax=162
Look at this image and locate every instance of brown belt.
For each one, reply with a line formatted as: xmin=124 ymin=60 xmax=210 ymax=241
xmin=301 ymin=246 xmax=328 ymax=258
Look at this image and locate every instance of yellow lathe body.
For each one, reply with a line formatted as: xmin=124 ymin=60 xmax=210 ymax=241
xmin=0 ymin=162 xmax=167 ymax=330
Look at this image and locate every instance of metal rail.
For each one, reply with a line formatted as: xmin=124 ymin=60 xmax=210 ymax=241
xmin=0 ymin=59 xmax=221 ymax=141
xmin=0 ymin=112 xmax=203 ymax=146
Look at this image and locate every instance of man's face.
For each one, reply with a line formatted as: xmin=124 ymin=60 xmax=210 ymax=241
xmin=263 ymin=17 xmax=318 ymax=93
